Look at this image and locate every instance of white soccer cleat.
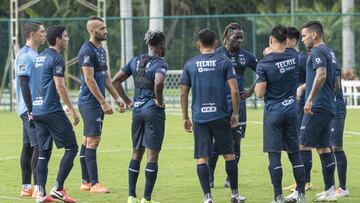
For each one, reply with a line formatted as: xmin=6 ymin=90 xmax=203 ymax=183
xmin=313 ymin=186 xmax=337 ymax=202
xmin=270 ymin=195 xmax=285 ymax=203
xmin=284 ymin=190 xmax=306 ymax=203
xmin=336 ymin=187 xmax=349 ymax=198
xmin=204 ymin=198 xmax=215 ymax=203
xmin=231 ymin=194 xmax=246 ymax=203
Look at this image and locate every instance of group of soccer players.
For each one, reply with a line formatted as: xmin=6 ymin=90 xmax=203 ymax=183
xmin=14 ymin=15 xmax=348 ymax=203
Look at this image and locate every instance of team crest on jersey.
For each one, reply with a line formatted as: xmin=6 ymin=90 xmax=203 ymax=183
xmin=55 ymin=66 xmax=63 ymax=74
xmin=19 ymin=64 xmax=26 ymax=72
xmin=83 ymin=55 xmax=90 ymax=64
xmin=315 ymin=58 xmax=321 ymax=64
xmin=239 ymin=55 xmax=246 ymax=65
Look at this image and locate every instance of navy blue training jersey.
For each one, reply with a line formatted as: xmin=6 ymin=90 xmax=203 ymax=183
xmin=297 ymin=50 xmax=308 ymax=106
xmin=335 ymin=63 xmax=346 ymax=118
xmin=122 ymin=54 xmax=168 ymax=112
xmin=305 ymin=44 xmax=337 ymax=115
xmin=78 ymin=41 xmax=107 ymax=105
xmin=181 ymin=53 xmax=235 ymax=123
xmin=31 ymin=48 xmax=65 ymax=116
xmin=256 ymin=48 xmax=299 ymax=114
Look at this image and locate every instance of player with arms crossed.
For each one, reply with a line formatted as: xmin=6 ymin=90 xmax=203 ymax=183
xmin=181 ymin=28 xmax=246 ymax=203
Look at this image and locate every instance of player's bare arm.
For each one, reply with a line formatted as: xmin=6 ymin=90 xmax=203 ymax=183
xmin=53 ymin=76 xmax=79 ymax=125
xmin=104 ymin=70 xmax=125 ymax=112
xmin=304 ymin=67 xmax=326 ymax=115
xmin=180 ymin=84 xmax=192 ymax=133
xmin=255 ymin=81 xmax=266 ymax=98
xmin=112 ymin=70 xmax=133 ymax=107
xmin=228 ymin=78 xmax=240 ymax=128
xmin=154 ymin=73 xmax=165 ymax=108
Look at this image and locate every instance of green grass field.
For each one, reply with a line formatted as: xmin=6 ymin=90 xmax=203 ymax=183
xmin=0 ymin=108 xmax=359 ymax=203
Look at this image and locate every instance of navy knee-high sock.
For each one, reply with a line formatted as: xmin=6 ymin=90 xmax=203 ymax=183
xmin=208 ymin=151 xmax=218 ymax=182
xmin=288 ymin=152 xmax=305 ymax=194
xmin=144 ymin=162 xmax=158 ymax=201
xmin=31 ymin=146 xmax=39 ymax=185
xmin=268 ymin=152 xmax=283 ymax=199
xmin=300 ymin=150 xmax=312 ymax=183
xmin=128 ymin=159 xmax=140 ymax=197
xmin=334 ymin=151 xmax=347 ymax=190
xmin=85 ymin=148 xmax=98 ymax=186
xmin=197 ymin=163 xmax=211 ymax=195
xmin=234 ymin=144 xmax=241 ymax=164
xmin=320 ymin=152 xmax=335 ymax=190
xmin=21 ymin=143 xmax=33 ymax=185
xmin=56 ymin=147 xmax=78 ymax=190
xmin=79 ymin=144 xmax=90 ymax=183
xmin=225 ymin=160 xmax=238 ymax=193
xmin=37 ymin=150 xmax=52 ymax=195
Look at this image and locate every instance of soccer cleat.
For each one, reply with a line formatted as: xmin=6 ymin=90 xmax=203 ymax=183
xmin=283 ymin=183 xmax=297 ymax=191
xmin=20 ymin=188 xmax=33 ymax=197
xmin=204 ymin=198 xmax=215 ymax=203
xmin=36 ymin=195 xmax=56 ymax=203
xmin=270 ymin=194 xmax=285 ymax=203
xmin=128 ymin=196 xmax=140 ymax=203
xmin=224 ymin=179 xmax=231 ymax=188
xmin=80 ymin=182 xmax=91 ymax=191
xmin=140 ymin=198 xmax=160 ymax=203
xmin=284 ymin=190 xmax=306 ymax=203
xmin=231 ymin=194 xmax=246 ymax=203
xmin=32 ymin=188 xmax=38 ymax=199
xmin=50 ymin=187 xmax=76 ymax=203
xmin=305 ymin=182 xmax=313 ymax=191
xmin=90 ymin=183 xmax=110 ymax=193
xmin=313 ymin=186 xmax=337 ymax=202
xmin=336 ymin=187 xmax=349 ymax=198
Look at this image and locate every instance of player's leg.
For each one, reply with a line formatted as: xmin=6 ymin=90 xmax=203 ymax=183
xmin=207 ymin=139 xmax=218 ymax=188
xmin=78 ymin=104 xmax=90 ymax=190
xmin=299 ymin=113 xmax=314 ymax=191
xmin=28 ymin=120 xmax=39 ymax=198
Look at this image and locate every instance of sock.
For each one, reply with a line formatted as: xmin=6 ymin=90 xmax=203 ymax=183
xmin=37 ymin=150 xmax=52 ymax=194
xmin=320 ymin=152 xmax=336 ymax=190
xmin=144 ymin=162 xmax=158 ymax=201
xmin=85 ymin=148 xmax=99 ymax=186
xmin=31 ymin=146 xmax=39 ymax=185
xmin=234 ymin=144 xmax=241 ymax=164
xmin=79 ymin=144 xmax=90 ymax=183
xmin=288 ymin=152 xmax=305 ymax=194
xmin=300 ymin=150 xmax=312 ymax=183
xmin=334 ymin=151 xmax=347 ymax=190
xmin=56 ymin=147 xmax=78 ymax=190
xmin=225 ymin=160 xmax=238 ymax=191
xmin=22 ymin=184 xmax=32 ymax=190
xmin=197 ymin=163 xmax=211 ymax=195
xmin=128 ymin=159 xmax=141 ymax=197
xmin=268 ymin=152 xmax=283 ymax=199
xmin=20 ymin=143 xmax=33 ymax=185
xmin=207 ymin=151 xmax=218 ymax=182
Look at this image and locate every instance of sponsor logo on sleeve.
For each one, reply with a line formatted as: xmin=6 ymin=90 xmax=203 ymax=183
xmin=83 ymin=55 xmax=90 ymax=64
xmin=315 ymin=58 xmax=321 ymax=64
xmin=55 ymin=66 xmax=63 ymax=74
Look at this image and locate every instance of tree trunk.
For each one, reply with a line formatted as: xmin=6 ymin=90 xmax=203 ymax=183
xmin=149 ymin=0 xmax=164 ymax=31
xmin=342 ymin=0 xmax=355 ymax=73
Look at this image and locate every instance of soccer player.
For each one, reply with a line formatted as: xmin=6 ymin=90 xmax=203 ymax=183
xmin=255 ymin=25 xmax=306 ymax=203
xmin=31 ymin=25 xmax=78 ymax=203
xmin=112 ymin=30 xmax=167 ymax=203
xmin=77 ymin=16 xmax=125 ymax=193
xmin=208 ymin=22 xmax=258 ymax=188
xmin=331 ymin=64 xmax=349 ymax=198
xmin=181 ymin=28 xmax=246 ymax=203
xmin=300 ymin=21 xmax=338 ymax=201
xmin=15 ymin=21 xmax=46 ymax=198
xmin=283 ymin=27 xmax=313 ymax=192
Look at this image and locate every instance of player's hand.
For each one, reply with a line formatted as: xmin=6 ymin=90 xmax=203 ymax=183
xmin=183 ymin=119 xmax=193 ymax=133
xmin=28 ymin=112 xmax=35 ymax=128
xmin=127 ymin=101 xmax=134 ymax=109
xmin=296 ymin=86 xmax=304 ymax=101
xmin=70 ymin=109 xmax=80 ymax=126
xmin=304 ymin=100 xmax=313 ymax=115
xmin=155 ymin=99 xmax=166 ymax=109
xmin=230 ymin=113 xmax=239 ymax=128
xmin=239 ymin=89 xmax=254 ymax=101
xmin=115 ymin=98 xmax=126 ymax=113
xmin=101 ymin=101 xmax=113 ymax=114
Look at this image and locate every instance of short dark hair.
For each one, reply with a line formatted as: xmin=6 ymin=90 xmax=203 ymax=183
xmin=197 ymin=28 xmax=216 ymax=47
xmin=270 ymin=25 xmax=287 ymax=43
xmin=88 ymin=16 xmax=104 ymax=22
xmin=301 ymin=21 xmax=324 ymax=38
xmin=223 ymin=22 xmax=242 ymax=39
xmin=286 ymin=27 xmax=300 ymax=41
xmin=23 ymin=21 xmax=43 ymax=39
xmin=144 ymin=30 xmax=166 ymax=46
xmin=47 ymin=25 xmax=66 ymax=46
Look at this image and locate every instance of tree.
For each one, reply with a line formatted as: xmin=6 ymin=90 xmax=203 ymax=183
xmin=342 ymin=0 xmax=355 ymax=73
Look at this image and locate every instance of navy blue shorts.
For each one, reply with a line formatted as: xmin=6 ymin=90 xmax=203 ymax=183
xmin=296 ymin=102 xmax=305 ymax=132
xmin=193 ymin=117 xmax=234 ymax=159
xmin=79 ymin=103 xmax=104 ymax=137
xmin=132 ymin=106 xmax=165 ymax=151
xmin=20 ymin=112 xmax=38 ymax=147
xmin=33 ymin=111 xmax=78 ymax=151
xmin=299 ymin=108 xmax=334 ymax=148
xmin=263 ymin=112 xmax=299 ymax=153
xmin=229 ymin=101 xmax=247 ymax=140
xmin=330 ymin=115 xmax=346 ymax=146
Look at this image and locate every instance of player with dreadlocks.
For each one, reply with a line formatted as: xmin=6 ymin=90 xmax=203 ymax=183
xmin=112 ymin=30 xmax=168 ymax=203
xmin=208 ymin=22 xmax=258 ymax=188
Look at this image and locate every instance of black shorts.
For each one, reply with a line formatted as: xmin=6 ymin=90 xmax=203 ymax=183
xmin=330 ymin=116 xmax=346 ymax=146
xmin=263 ymin=112 xmax=299 ymax=153
xmin=299 ymin=108 xmax=334 ymax=148
xmin=193 ymin=117 xmax=234 ymax=159
xmin=79 ymin=103 xmax=104 ymax=137
xmin=20 ymin=112 xmax=38 ymax=147
xmin=132 ymin=106 xmax=165 ymax=151
xmin=33 ymin=111 xmax=78 ymax=151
